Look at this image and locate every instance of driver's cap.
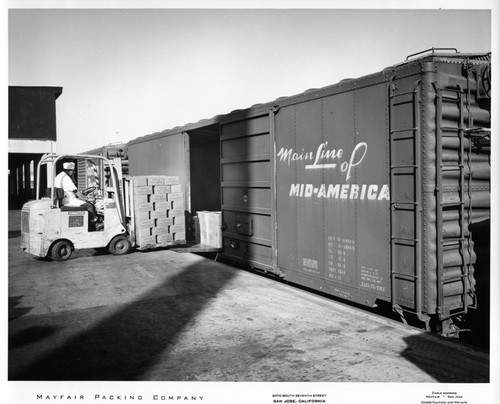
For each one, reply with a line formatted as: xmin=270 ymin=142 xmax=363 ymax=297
xmin=63 ymin=162 xmax=75 ymax=170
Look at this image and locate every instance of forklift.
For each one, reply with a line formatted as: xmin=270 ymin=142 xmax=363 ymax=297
xmin=20 ymin=154 xmax=131 ymax=261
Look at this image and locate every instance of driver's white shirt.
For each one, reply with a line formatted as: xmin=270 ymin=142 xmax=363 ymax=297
xmin=54 ymin=171 xmax=85 ymax=207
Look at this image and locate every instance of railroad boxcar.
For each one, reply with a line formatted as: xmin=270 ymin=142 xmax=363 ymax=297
xmin=127 ymin=49 xmax=491 ymax=336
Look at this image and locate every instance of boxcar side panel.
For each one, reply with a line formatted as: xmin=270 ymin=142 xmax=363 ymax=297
xmin=354 ymin=84 xmax=391 ymax=299
xmin=275 ymin=82 xmax=391 ymax=305
xmin=128 ymin=133 xmax=189 ymax=183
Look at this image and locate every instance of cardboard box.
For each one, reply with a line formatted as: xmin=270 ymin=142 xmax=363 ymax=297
xmin=136 ymin=211 xmax=150 ymax=221
xmin=151 ymin=210 xmax=168 ymax=219
xmin=172 ymin=215 xmax=184 ymax=225
xmin=156 ymin=217 xmax=173 ymax=227
xmin=150 ymin=193 xmax=166 ymax=202
xmin=173 ymin=233 xmax=186 ymax=242
xmin=137 ymin=218 xmax=154 ymax=228
xmin=171 ymin=224 xmax=186 ymax=233
xmin=153 ymin=227 xmax=170 ymax=236
xmin=156 ymin=234 xmax=174 ymax=243
xmin=171 ymin=200 xmax=184 ymax=210
xmin=133 ymin=194 xmax=149 ymax=204
xmin=136 ymin=226 xmax=153 ymax=236
xmin=163 ymin=176 xmax=180 ymax=185
xmin=167 ymin=192 xmax=184 ymax=202
xmin=136 ymin=202 xmax=153 ymax=212
xmin=154 ymin=185 xmax=171 ymax=194
xmin=169 ymin=208 xmax=184 ymax=217
xmin=135 ymin=186 xmax=153 ymax=195
xmin=133 ymin=176 xmax=148 ymax=186
xmin=170 ymin=184 xmax=183 ymax=193
xmin=154 ymin=201 xmax=170 ymax=210
xmin=138 ymin=235 xmax=156 ymax=246
xmin=147 ymin=176 xmax=165 ymax=186
xmin=198 ymin=211 xmax=222 ymax=248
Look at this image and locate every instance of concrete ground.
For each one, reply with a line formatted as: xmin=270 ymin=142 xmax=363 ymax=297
xmin=8 ymin=210 xmax=489 ymax=383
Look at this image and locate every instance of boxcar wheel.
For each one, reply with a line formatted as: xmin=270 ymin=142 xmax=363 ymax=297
xmin=50 ymin=240 xmax=73 ymax=261
xmin=109 ymin=235 xmax=131 ymax=256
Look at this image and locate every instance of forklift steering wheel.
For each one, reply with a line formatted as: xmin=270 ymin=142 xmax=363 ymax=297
xmin=82 ymin=186 xmax=97 ymax=195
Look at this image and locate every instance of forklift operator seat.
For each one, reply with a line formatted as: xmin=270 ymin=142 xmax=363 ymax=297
xmin=46 ymin=187 xmax=88 ymax=212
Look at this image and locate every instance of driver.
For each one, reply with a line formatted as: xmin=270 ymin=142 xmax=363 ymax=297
xmin=54 ymin=162 xmax=98 ymax=223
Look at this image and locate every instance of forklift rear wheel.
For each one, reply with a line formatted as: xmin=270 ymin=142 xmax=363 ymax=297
xmin=109 ymin=235 xmax=131 ymax=255
xmin=50 ymin=240 xmax=73 ymax=261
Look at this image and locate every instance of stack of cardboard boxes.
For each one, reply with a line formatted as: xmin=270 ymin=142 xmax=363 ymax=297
xmin=131 ymin=175 xmax=186 ymax=249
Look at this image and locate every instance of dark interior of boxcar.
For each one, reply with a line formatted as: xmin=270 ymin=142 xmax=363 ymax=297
xmin=187 ymin=124 xmax=221 ymax=233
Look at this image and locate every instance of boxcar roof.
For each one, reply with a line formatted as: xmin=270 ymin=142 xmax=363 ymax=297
xmin=127 ymin=50 xmax=490 ymax=146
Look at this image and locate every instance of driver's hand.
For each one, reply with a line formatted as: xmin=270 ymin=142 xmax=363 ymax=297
xmin=76 ymin=191 xmax=87 ymax=200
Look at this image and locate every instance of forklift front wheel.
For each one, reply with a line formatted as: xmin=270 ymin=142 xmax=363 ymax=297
xmin=109 ymin=235 xmax=132 ymax=256
xmin=50 ymin=240 xmax=73 ymax=261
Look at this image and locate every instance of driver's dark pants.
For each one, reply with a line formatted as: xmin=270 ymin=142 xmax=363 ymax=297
xmin=81 ymin=202 xmax=97 ymax=222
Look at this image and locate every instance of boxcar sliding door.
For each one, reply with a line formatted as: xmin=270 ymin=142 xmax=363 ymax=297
xmin=220 ymin=113 xmax=276 ymax=272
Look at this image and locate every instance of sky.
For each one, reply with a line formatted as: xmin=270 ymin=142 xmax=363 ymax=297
xmin=7 ymin=5 xmax=494 ymax=154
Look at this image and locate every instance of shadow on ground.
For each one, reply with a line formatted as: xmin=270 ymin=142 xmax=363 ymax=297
xmin=9 ymin=296 xmax=33 ymax=321
xmin=9 ymin=261 xmax=236 ymax=381
xmin=401 ymin=333 xmax=489 ymax=383
xmin=9 ymin=326 xmax=59 ymax=349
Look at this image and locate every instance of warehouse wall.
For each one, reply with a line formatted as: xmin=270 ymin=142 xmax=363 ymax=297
xmin=9 ymin=86 xmax=61 ymax=141
xmin=8 ymin=86 xmax=62 ymax=208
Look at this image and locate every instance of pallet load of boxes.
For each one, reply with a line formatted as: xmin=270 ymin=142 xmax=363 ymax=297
xmin=128 ymin=175 xmax=186 ymax=249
